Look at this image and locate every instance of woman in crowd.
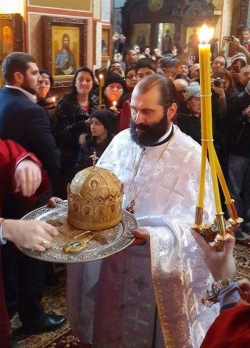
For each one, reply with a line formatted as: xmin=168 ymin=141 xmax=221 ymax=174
xmin=102 ymin=73 xmax=125 ymax=112
xmin=175 ymin=60 xmax=190 ymax=79
xmin=37 ymin=70 xmax=57 ymax=130
xmin=54 ymin=66 xmax=98 ymax=198
xmin=123 ymin=64 xmax=137 ymax=94
xmin=119 ymin=65 xmax=137 ymax=131
xmin=75 ymin=109 xmax=118 ymax=171
xmin=229 ymin=53 xmax=247 ymax=84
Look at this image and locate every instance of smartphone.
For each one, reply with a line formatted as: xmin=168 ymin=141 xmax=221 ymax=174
xmin=223 ymin=36 xmax=234 ymax=42
xmin=231 ymin=65 xmax=240 ymax=73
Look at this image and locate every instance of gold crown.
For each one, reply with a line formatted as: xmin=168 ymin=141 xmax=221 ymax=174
xmin=67 ymin=166 xmax=124 ymax=230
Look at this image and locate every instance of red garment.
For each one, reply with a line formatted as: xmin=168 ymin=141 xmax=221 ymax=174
xmin=119 ymin=99 xmax=131 ymax=132
xmin=0 ymin=139 xmax=50 ymax=347
xmin=243 ymin=42 xmax=250 ymax=52
xmin=201 ymin=305 xmax=250 ymax=347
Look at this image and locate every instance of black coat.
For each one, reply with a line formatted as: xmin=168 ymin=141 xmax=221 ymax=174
xmin=0 ymin=87 xmax=60 ymax=182
xmin=0 ymin=87 xmax=61 ymax=217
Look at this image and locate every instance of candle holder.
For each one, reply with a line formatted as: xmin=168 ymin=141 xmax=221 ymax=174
xmin=192 ymin=214 xmax=241 ymax=251
xmin=193 ymin=25 xmax=243 ymax=251
xmin=98 ymin=74 xmax=104 ymax=109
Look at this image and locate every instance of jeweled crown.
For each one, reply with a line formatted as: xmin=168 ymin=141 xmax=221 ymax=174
xmin=67 ymin=166 xmax=124 ymax=230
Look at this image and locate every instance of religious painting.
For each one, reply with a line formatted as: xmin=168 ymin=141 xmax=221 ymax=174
xmin=41 ymin=16 xmax=87 ymax=87
xmin=131 ymin=23 xmax=151 ymax=47
xmin=186 ymin=26 xmax=199 ymax=58
xmin=101 ymin=25 xmax=112 ymax=62
xmin=158 ymin=23 xmax=175 ymax=52
xmin=52 ymin=26 xmax=80 ymax=76
xmin=102 ymin=28 xmax=110 ymax=56
xmin=0 ymin=14 xmax=24 ymax=63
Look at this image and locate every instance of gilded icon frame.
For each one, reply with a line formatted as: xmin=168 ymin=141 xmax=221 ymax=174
xmin=41 ymin=16 xmax=87 ymax=87
xmin=0 ymin=13 xmax=24 ymax=63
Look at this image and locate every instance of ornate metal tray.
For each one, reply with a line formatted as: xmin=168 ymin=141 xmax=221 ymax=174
xmin=18 ymin=201 xmax=137 ymax=263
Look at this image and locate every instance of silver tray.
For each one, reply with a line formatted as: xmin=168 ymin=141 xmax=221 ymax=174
xmin=18 ymin=201 xmax=137 ymax=263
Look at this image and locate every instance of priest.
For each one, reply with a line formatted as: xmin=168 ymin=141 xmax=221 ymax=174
xmin=67 ymin=74 xmax=219 ymax=347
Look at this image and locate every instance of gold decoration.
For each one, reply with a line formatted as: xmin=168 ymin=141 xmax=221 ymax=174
xmin=192 ymin=215 xmax=243 ymax=251
xmin=46 ymin=219 xmax=64 ymax=227
xmin=68 ymin=166 xmax=124 ymax=230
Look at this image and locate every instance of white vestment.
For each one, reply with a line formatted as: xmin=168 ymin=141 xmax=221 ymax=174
xmin=67 ymin=125 xmax=219 ymax=348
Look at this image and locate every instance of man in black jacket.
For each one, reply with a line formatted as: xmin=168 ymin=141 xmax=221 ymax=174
xmin=0 ymin=52 xmax=65 ymax=334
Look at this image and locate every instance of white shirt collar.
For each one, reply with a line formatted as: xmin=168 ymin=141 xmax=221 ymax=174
xmin=154 ymin=122 xmax=173 ymax=144
xmin=5 ymin=85 xmax=37 ymax=103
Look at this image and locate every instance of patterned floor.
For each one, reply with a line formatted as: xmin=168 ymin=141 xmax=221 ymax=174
xmin=10 ymin=244 xmax=250 ymax=347
xmin=11 ymin=269 xmax=84 ymax=348
xmin=234 ymin=242 xmax=250 ymax=281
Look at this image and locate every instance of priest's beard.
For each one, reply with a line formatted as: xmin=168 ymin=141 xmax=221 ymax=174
xmin=130 ymin=113 xmax=168 ymax=147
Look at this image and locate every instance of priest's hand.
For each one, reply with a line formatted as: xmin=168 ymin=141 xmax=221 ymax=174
xmin=191 ymin=230 xmax=236 ymax=281
xmin=47 ymin=197 xmax=64 ymax=208
xmin=130 ymin=228 xmax=149 ymax=246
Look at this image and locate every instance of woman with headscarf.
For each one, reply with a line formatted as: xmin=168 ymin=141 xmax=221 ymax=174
xmin=102 ymin=73 xmax=125 ymax=112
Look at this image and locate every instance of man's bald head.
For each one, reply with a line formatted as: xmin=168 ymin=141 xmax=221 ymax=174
xmin=173 ymin=78 xmax=189 ymax=102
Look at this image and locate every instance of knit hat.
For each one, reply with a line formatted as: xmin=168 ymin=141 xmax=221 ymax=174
xmin=185 ymin=82 xmax=201 ymax=100
xmin=104 ymin=73 xmax=124 ymax=89
xmin=90 ymin=109 xmax=118 ymax=134
xmin=160 ymin=55 xmax=178 ymax=69
xmin=230 ymin=53 xmax=247 ymax=68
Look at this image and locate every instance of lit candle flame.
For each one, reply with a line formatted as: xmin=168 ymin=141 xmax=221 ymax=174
xmin=99 ymin=75 xmax=104 ymax=108
xmin=198 ymin=24 xmax=214 ymax=44
xmin=113 ymin=101 xmax=117 ymax=108
xmin=51 ymin=96 xmax=56 ymax=103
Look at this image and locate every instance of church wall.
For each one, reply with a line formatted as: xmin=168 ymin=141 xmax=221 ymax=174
xmin=0 ymin=0 xmax=113 ymax=94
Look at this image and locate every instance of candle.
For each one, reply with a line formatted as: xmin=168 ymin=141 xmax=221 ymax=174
xmin=113 ymin=101 xmax=117 ymax=108
xmin=197 ymin=25 xmax=215 ymax=210
xmin=99 ymin=74 xmax=103 ymax=108
xmin=51 ymin=96 xmax=56 ymax=103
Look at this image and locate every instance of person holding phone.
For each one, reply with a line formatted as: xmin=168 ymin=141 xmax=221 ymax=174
xmin=229 ymin=53 xmax=247 ymax=84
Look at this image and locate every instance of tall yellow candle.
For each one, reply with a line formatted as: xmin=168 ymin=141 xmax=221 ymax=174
xmin=198 ymin=25 xmax=222 ymax=213
xmin=99 ymin=74 xmax=103 ymax=108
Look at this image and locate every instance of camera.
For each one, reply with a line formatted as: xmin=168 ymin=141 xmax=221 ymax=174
xmin=213 ymin=77 xmax=225 ymax=88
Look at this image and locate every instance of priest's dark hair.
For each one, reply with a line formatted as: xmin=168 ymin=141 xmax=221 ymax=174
xmin=134 ymin=74 xmax=177 ymax=113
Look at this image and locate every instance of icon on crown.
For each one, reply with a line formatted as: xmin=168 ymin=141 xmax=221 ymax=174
xmin=67 ymin=164 xmax=124 ymax=231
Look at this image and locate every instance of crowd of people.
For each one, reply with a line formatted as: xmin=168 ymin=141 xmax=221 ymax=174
xmin=1 ymin=26 xmax=250 ymax=347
